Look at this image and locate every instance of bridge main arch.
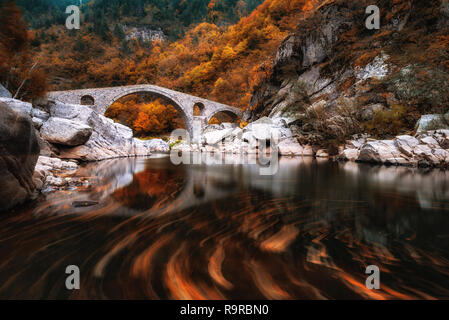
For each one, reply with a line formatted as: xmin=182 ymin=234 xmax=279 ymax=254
xmin=101 ymin=87 xmax=194 ymax=136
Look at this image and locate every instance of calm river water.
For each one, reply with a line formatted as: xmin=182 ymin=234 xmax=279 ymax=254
xmin=0 ymin=155 xmax=449 ymax=299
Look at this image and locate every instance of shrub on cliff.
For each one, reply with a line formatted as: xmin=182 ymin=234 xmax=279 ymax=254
xmin=301 ymin=97 xmax=361 ymax=150
xmin=382 ymin=64 xmax=449 ymax=114
xmin=362 ymin=104 xmax=420 ymax=138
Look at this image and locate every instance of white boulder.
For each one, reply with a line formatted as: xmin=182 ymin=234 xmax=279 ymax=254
xmin=41 ymin=117 xmax=93 ymax=146
xmin=204 ymin=128 xmax=234 ymax=145
xmin=339 ymin=149 xmax=360 ymax=161
xmin=316 ymin=149 xmax=329 ymax=158
xmin=134 ymin=139 xmax=170 ymax=155
xmin=358 ymin=140 xmax=406 ymax=164
xmin=415 ymin=114 xmax=448 ymax=134
xmin=394 ymin=135 xmax=419 ymax=157
xmin=420 ymin=136 xmax=440 ymax=148
xmin=277 ymin=138 xmax=304 ymax=156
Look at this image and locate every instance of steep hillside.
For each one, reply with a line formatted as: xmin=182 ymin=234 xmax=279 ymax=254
xmin=138 ymin=0 xmax=319 ymax=108
xmin=17 ymin=0 xmax=264 ymax=40
xmin=249 ymin=0 xmax=449 ymax=147
xmin=25 ymin=0 xmax=317 ymax=109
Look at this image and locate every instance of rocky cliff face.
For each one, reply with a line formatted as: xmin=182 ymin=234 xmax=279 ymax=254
xmin=0 ymin=101 xmax=40 ymax=211
xmin=122 ymin=25 xmax=167 ymax=42
xmin=249 ymin=0 xmax=449 ymax=148
xmin=250 ymin=1 xmax=353 ymax=122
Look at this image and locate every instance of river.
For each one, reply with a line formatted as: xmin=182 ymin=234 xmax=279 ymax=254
xmin=0 ymin=155 xmax=448 ymax=299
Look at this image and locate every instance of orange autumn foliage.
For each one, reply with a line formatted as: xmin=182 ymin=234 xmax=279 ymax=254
xmin=133 ymin=99 xmax=181 ymax=136
xmin=35 ymin=0 xmax=317 ymax=110
xmin=141 ymin=0 xmax=316 ymax=108
xmin=106 ymin=96 xmax=185 ymax=137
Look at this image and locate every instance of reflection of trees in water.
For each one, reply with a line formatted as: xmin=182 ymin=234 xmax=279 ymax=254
xmin=1 ymin=158 xmax=449 ymax=299
xmin=112 ymin=166 xmax=187 ymax=211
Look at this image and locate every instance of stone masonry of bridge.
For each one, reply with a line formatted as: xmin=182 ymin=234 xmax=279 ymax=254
xmin=47 ymin=84 xmax=243 ymax=139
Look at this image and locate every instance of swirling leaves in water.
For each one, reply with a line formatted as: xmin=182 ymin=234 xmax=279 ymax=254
xmin=0 ymin=157 xmax=449 ymax=299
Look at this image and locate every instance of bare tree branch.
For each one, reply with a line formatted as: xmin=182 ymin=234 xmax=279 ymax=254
xmin=13 ymin=57 xmax=40 ymax=99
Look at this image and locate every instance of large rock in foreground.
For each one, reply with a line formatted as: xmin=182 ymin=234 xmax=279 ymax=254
xmin=41 ymin=117 xmax=93 ymax=146
xmin=0 ymin=102 xmax=40 ymax=211
xmin=0 ymin=97 xmax=33 ymax=116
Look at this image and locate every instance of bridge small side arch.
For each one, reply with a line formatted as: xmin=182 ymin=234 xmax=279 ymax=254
xmin=207 ymin=108 xmax=241 ymax=124
xmin=193 ymin=102 xmax=205 ymax=116
xmin=80 ymin=95 xmax=95 ymax=106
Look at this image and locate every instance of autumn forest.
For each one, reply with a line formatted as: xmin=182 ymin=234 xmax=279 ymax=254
xmin=2 ymin=0 xmax=448 ymax=137
xmin=0 ymin=0 xmax=323 ymax=136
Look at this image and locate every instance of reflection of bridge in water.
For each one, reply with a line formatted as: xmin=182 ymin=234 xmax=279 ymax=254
xmin=51 ymin=155 xmax=286 ymax=218
xmin=36 ymin=156 xmax=449 ymax=220
xmin=22 ymin=156 xmax=449 ymax=300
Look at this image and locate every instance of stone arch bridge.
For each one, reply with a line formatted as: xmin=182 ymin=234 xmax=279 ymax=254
xmin=47 ymin=84 xmax=242 ymax=138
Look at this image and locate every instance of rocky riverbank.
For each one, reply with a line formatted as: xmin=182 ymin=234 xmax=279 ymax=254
xmin=0 ymin=94 xmax=170 ymax=211
xmin=173 ymin=117 xmax=305 ymax=156
xmin=33 ymin=156 xmax=81 ymax=192
xmin=242 ymin=0 xmax=449 ymax=167
xmin=340 ymin=131 xmax=449 ymax=167
xmin=0 ymin=97 xmax=170 ymax=162
xmin=173 ymin=115 xmax=449 ymax=169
